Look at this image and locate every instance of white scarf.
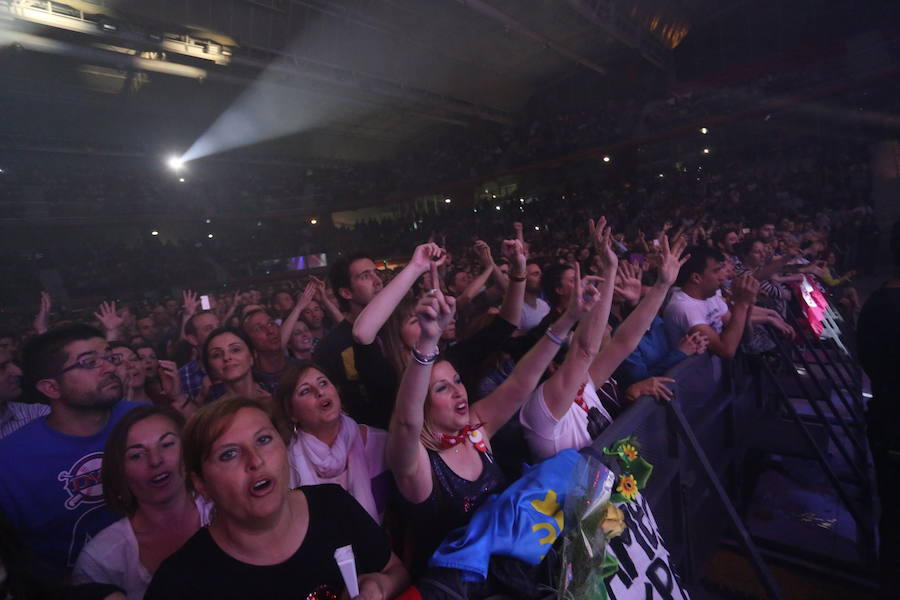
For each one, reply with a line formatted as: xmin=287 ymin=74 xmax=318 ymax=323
xmin=289 ymin=414 xmax=380 ymax=523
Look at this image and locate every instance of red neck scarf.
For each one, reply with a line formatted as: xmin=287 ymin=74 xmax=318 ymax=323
xmin=439 ymin=423 xmax=488 ymax=455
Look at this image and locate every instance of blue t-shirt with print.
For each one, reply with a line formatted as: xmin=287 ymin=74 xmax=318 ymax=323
xmin=0 ymin=401 xmax=141 ymax=578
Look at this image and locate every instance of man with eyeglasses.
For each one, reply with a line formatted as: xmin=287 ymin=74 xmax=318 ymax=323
xmin=314 ymin=253 xmax=384 ymax=422
xmin=241 ymin=308 xmax=300 ymax=394
xmin=0 ymin=324 xmax=140 ymax=580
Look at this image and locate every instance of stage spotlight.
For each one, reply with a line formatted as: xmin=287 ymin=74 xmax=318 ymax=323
xmin=167 ymin=156 xmax=185 ymax=171
xmin=444 ymin=198 xmax=452 ymax=204
xmin=310 ymin=218 xmax=318 ymax=225
xmin=602 ymin=155 xmax=611 ymax=163
xmin=208 ymin=233 xmax=214 ymax=239
xmin=205 ymin=218 xmax=211 ymax=224
xmin=700 ymin=127 xmax=709 ymax=134
xmin=495 ymin=205 xmax=501 ymax=211
xmin=534 ymin=226 xmax=540 ymax=231
xmin=178 ymin=177 xmax=185 ymax=183
xmin=151 ymin=230 xmax=159 ymax=236
xmin=702 ymin=148 xmax=710 ymax=154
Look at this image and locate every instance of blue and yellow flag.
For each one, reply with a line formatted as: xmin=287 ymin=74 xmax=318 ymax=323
xmin=430 ymin=449 xmax=606 ymax=580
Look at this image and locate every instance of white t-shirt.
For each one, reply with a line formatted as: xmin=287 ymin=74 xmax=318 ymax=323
xmin=519 ymin=297 xmax=550 ymax=332
xmin=519 ymin=376 xmax=613 ymax=461
xmin=72 ymin=496 xmax=212 ymax=599
xmin=662 ymin=289 xmax=728 ymax=348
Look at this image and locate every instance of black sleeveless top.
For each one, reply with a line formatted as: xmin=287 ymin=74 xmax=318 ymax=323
xmin=408 ymin=448 xmax=508 ymax=575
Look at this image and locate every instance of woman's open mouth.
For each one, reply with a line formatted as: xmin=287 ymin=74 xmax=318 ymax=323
xmin=149 ymin=472 xmax=171 ymax=487
xmin=249 ymin=478 xmax=274 ymax=497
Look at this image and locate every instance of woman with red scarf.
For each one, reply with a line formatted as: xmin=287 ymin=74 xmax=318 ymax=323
xmin=387 ymin=248 xmax=603 ymax=575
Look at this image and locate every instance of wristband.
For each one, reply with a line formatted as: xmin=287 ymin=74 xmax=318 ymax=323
xmin=411 ymin=345 xmax=440 ymax=365
xmin=545 ymin=328 xmax=565 ymax=345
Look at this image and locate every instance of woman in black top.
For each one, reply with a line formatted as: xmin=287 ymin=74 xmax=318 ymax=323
xmin=387 ymin=250 xmax=601 ymax=574
xmin=145 ymin=396 xmax=408 ymax=600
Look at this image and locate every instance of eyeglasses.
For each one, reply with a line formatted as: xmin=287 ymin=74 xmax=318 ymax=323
xmin=54 ymin=353 xmax=122 ymax=376
xmin=111 ymin=352 xmax=141 ymax=365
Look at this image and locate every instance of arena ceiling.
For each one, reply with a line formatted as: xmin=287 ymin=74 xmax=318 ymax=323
xmin=0 ymin=0 xmax=716 ymax=163
xmin=3 ymin=0 xmax=889 ymax=165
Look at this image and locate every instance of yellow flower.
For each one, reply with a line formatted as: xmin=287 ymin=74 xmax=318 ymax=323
xmin=617 ymin=474 xmax=638 ymax=501
xmin=622 ymin=444 xmax=638 ymax=461
xmin=600 ymin=504 xmax=626 ymax=538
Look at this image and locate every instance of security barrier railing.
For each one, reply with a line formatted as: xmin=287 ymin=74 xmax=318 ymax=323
xmin=589 ymin=307 xmax=878 ymax=598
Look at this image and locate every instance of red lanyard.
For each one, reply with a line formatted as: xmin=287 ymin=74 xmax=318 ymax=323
xmin=574 ymin=382 xmax=590 ymax=413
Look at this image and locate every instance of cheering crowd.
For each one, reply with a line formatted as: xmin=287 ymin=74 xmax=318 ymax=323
xmin=2 ymin=168 xmax=891 ymax=600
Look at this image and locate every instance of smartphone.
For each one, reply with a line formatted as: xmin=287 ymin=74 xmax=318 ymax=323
xmin=652 ymin=239 xmax=660 ymax=247
xmin=200 ymin=295 xmax=211 ymax=310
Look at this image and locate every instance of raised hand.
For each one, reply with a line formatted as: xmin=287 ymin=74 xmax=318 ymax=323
xmin=34 ymin=291 xmax=52 ymax=334
xmin=296 ymin=280 xmax=318 ymax=309
xmin=416 ymin=262 xmax=457 ymax=345
xmin=473 ymin=240 xmax=493 ymax=269
xmin=182 ymin=289 xmax=200 ymax=316
xmin=656 ymin=232 xmax=690 ymax=287
xmin=677 ymin=331 xmax=709 ymax=355
xmin=501 ymin=239 xmax=527 ymax=274
xmin=588 ymin=216 xmax=618 ymax=275
xmin=563 ymin=262 xmax=604 ymax=322
xmin=614 ymin=261 xmax=642 ymax=306
xmin=94 ymin=301 xmax=124 ymax=332
xmin=157 ymin=360 xmax=184 ymax=400
xmin=409 ymin=242 xmax=447 ymax=274
xmin=731 ymin=274 xmax=760 ymax=306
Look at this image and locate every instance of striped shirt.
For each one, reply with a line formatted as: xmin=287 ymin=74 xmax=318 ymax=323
xmin=0 ymin=401 xmax=50 ymax=440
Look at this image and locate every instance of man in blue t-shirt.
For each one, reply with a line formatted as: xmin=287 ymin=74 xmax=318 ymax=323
xmin=0 ymin=324 xmax=139 ymax=580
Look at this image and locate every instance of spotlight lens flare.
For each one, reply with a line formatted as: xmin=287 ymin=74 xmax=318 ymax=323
xmin=167 ymin=156 xmax=185 ymax=171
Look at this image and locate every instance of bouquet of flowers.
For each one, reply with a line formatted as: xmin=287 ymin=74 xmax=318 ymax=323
xmin=556 ymin=437 xmax=653 ymax=600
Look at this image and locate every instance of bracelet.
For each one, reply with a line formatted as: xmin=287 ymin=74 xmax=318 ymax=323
xmin=510 ymin=273 xmax=526 ymax=282
xmin=545 ymin=328 xmax=565 ymax=345
xmin=411 ymin=345 xmax=440 ymax=365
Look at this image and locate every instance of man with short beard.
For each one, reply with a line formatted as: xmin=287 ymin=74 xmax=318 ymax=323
xmin=0 ymin=324 xmax=139 ymax=579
